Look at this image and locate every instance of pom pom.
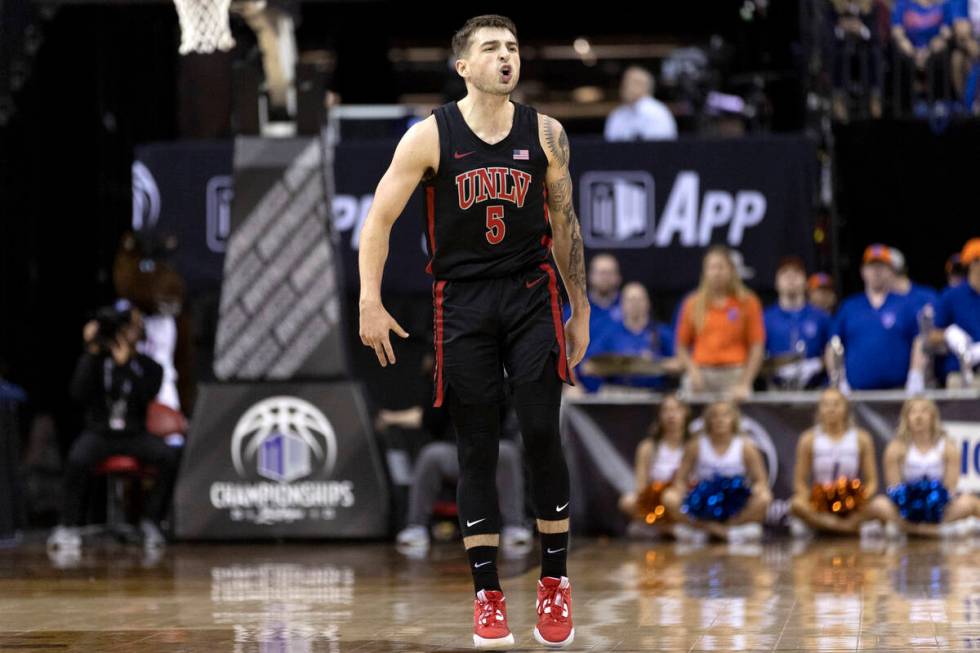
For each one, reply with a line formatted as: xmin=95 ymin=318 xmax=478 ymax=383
xmin=682 ymin=474 xmax=751 ymax=522
xmin=887 ymin=478 xmax=949 ymax=523
xmin=634 ymin=481 xmax=671 ymax=525
xmin=810 ymin=477 xmax=865 ymax=517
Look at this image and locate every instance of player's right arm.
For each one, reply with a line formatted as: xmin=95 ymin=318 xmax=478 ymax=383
xmin=358 ymin=116 xmax=439 ymax=367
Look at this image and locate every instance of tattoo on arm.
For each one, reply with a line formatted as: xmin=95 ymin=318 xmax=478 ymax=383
xmin=543 ymin=116 xmax=569 ymax=168
xmin=544 ymin=117 xmax=586 ymax=297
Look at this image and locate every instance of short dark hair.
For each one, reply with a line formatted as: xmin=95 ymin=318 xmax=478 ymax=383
xmin=451 ymin=15 xmax=518 ymax=61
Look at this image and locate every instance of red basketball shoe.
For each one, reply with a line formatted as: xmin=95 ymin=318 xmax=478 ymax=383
xmin=473 ymin=589 xmax=515 ymax=649
xmin=533 ymin=576 xmax=574 ymax=648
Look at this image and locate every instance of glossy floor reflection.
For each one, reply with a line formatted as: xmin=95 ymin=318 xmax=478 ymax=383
xmin=1 ymin=536 xmax=979 ymax=651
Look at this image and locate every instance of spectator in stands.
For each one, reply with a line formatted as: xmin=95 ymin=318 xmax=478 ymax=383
xmin=945 ymin=251 xmax=966 ymax=288
xmin=828 ymin=0 xmax=884 ymax=121
xmin=764 ymin=257 xmax=832 ymax=389
xmin=662 ymin=400 xmax=772 ymax=544
xmin=604 ymin=65 xmax=678 ymax=142
xmin=385 ymin=355 xmax=531 ymax=552
xmin=891 ymin=247 xmax=939 ymax=315
xmin=618 ymin=394 xmax=690 ymax=538
xmin=565 ymin=253 xmax=624 ymax=393
xmin=827 ymin=244 xmax=921 ymax=391
xmin=675 ymin=246 xmax=765 ymax=399
xmin=586 ymin=282 xmax=680 ymax=391
xmin=931 ymin=237 xmax=980 ymax=386
xmin=892 ymin=0 xmax=957 ymax=71
xmin=787 ymin=389 xmax=888 ymax=538
xmin=808 ymin=272 xmax=838 ymax=314
xmin=950 ymin=0 xmax=980 ymax=112
xmin=47 ymin=303 xmax=179 ymax=552
xmin=869 ymin=396 xmax=980 ymax=537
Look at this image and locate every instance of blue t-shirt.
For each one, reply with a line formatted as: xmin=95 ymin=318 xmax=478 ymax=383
xmin=893 ymin=0 xmax=957 ymax=48
xmin=564 ymin=294 xmax=623 ymax=392
xmin=591 ymin=320 xmax=674 ymax=389
xmin=935 ymin=281 xmax=980 ymax=373
xmin=833 ymin=293 xmax=919 ymax=390
xmin=763 ymin=303 xmax=832 ymax=358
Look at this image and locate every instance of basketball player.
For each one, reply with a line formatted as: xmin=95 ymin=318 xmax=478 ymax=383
xmin=357 ymin=15 xmax=588 ymax=650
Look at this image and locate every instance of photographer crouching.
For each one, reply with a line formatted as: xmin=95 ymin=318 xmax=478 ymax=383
xmin=47 ymin=302 xmax=179 ymax=551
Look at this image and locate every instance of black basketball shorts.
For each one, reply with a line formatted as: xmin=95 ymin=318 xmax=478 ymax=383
xmin=430 ymin=261 xmax=575 ymax=407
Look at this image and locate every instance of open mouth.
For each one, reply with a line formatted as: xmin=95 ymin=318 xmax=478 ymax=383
xmin=499 ymin=66 xmax=513 ymax=81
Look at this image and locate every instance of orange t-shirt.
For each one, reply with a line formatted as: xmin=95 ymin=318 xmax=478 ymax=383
xmin=675 ymin=293 xmax=765 ymax=366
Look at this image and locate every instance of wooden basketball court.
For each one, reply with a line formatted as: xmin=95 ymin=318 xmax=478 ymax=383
xmin=2 ymin=537 xmax=978 ymax=651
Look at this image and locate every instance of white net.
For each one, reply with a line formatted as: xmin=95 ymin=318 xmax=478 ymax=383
xmin=174 ymin=0 xmax=236 ymax=55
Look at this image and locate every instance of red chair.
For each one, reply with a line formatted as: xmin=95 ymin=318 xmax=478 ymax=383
xmin=432 ymin=500 xmax=458 ymax=519
xmin=88 ymin=402 xmax=186 ymax=541
xmin=90 ymin=455 xmax=143 ymax=542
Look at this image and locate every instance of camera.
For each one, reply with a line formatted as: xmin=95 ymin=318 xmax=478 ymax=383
xmin=92 ymin=304 xmax=134 ymax=351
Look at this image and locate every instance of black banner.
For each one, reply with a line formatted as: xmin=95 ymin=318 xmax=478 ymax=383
xmin=134 ymin=135 xmax=816 ymax=296
xmin=564 ymin=393 xmax=980 ymax=534
xmin=175 ymin=381 xmax=389 ymax=539
xmin=132 ymin=141 xmax=233 ymax=298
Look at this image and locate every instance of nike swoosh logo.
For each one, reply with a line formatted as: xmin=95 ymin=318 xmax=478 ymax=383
xmin=454 ymin=151 xmax=475 ymax=159
xmin=466 ymin=518 xmax=487 ymax=527
xmin=546 ymin=548 xmax=565 ymax=554
xmin=525 ymin=275 xmax=547 ymax=289
xmin=556 ymin=502 xmax=569 ymax=512
xmin=474 ymin=561 xmax=492 ymax=568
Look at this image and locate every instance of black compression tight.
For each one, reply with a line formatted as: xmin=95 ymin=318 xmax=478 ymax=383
xmin=450 ymin=353 xmax=569 ymax=544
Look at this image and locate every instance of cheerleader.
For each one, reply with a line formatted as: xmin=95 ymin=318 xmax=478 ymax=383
xmin=869 ymin=397 xmax=980 ymax=538
xmin=663 ymin=400 xmax=772 ymax=543
xmin=619 ymin=394 xmax=690 ymax=536
xmin=789 ymin=389 xmax=888 ymax=537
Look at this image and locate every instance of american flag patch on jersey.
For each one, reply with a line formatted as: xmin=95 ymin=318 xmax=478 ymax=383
xmin=512 ymin=149 xmax=529 ymax=160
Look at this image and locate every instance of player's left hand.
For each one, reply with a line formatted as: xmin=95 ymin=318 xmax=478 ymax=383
xmin=564 ymin=312 xmax=590 ymax=369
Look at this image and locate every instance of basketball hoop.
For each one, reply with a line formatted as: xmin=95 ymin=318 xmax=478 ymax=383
xmin=173 ymin=0 xmax=236 ymax=55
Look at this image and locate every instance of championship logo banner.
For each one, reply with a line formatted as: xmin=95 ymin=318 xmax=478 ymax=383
xmin=175 ymin=382 xmax=388 ymax=539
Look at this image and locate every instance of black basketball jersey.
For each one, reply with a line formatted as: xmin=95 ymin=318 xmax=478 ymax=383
xmin=421 ymin=99 xmax=552 ymax=280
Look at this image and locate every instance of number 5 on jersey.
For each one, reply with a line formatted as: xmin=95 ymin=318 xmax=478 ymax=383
xmin=485 ymin=205 xmax=506 ymax=245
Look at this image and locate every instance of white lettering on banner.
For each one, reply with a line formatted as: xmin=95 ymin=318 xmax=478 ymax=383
xmin=730 ymin=191 xmax=767 ymax=244
xmin=656 ymin=171 xmax=699 ymax=246
xmin=332 ymin=195 xmax=373 ymax=249
xmin=656 ymin=172 xmax=769 ymax=247
xmin=210 ymin=481 xmax=356 ymax=509
xmin=948 ymin=421 xmax=980 ymax=493
xmin=336 ymin=173 xmax=768 ymax=252
xmin=698 ymin=191 xmax=734 ymax=246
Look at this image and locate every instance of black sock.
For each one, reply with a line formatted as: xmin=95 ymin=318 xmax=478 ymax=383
xmin=467 ymin=545 xmax=501 ymax=594
xmin=540 ymin=531 xmax=568 ymax=579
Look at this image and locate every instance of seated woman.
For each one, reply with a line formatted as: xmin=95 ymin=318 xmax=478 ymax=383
xmin=789 ymin=389 xmax=887 ymax=537
xmin=586 ymin=282 xmax=681 ymax=392
xmin=662 ymin=400 xmax=772 ymax=543
xmin=618 ymin=394 xmax=690 ymax=537
xmin=869 ymin=396 xmax=980 ymax=538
